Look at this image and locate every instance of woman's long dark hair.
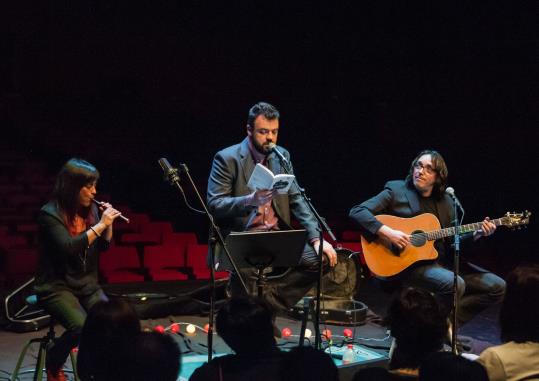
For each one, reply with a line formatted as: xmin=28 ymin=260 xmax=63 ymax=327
xmin=53 ymin=158 xmax=99 ymax=226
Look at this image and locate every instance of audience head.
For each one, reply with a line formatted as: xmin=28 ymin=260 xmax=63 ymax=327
xmin=283 ymin=346 xmax=339 ymax=381
xmin=419 ymin=352 xmax=488 ymax=381
xmin=500 ymin=264 xmax=539 ymax=343
xmin=77 ymin=298 xmax=141 ymax=381
xmin=386 ymin=287 xmax=449 ymax=369
xmin=216 ymin=296 xmax=275 ymax=354
xmin=122 ymin=331 xmax=181 ymax=381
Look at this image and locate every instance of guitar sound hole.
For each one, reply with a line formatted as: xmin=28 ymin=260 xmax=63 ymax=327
xmin=410 ymin=230 xmax=427 ymax=247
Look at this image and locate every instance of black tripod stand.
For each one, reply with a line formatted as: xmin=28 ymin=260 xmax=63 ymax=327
xmin=447 ymin=188 xmax=465 ymax=354
xmin=268 ymin=145 xmax=337 ymax=349
xmin=158 ymin=158 xmax=248 ymax=362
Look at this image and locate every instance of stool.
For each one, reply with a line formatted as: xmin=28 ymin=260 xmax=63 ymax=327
xmin=10 ymin=295 xmax=79 ymax=381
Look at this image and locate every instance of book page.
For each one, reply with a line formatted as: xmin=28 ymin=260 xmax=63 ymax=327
xmin=272 ymin=174 xmax=295 ymax=194
xmin=247 ymin=163 xmax=274 ymax=190
xmin=247 ymin=163 xmax=295 ymax=193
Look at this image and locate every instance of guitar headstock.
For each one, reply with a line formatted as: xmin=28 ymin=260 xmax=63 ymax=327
xmin=501 ymin=211 xmax=531 ymax=229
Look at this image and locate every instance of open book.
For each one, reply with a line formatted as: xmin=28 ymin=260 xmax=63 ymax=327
xmin=247 ymin=163 xmax=295 ymax=194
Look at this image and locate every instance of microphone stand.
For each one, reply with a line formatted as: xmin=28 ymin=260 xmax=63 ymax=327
xmin=271 ymin=148 xmax=337 ymax=350
xmin=160 ymin=162 xmax=248 ymax=362
xmin=449 ymin=195 xmax=464 ymax=354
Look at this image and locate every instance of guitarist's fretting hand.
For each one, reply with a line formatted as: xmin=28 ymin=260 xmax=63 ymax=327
xmin=473 ymin=217 xmax=497 ymax=241
xmin=377 ymin=225 xmax=411 ymax=250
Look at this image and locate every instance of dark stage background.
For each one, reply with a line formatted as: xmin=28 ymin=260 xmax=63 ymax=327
xmin=1 ymin=2 xmax=537 ymax=274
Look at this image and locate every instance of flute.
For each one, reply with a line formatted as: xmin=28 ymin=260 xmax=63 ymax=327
xmin=91 ymin=199 xmax=130 ymax=223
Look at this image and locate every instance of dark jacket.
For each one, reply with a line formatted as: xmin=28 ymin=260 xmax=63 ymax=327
xmin=35 ymin=201 xmax=110 ymax=296
xmin=349 ymin=180 xmax=473 ymax=267
xmin=207 ymin=138 xmax=319 ymax=264
xmin=207 ymin=137 xmax=319 ymax=239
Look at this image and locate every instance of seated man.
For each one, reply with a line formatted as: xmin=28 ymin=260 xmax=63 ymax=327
xmin=349 ymin=150 xmax=505 ymax=325
xmin=207 ymin=101 xmax=337 ymax=312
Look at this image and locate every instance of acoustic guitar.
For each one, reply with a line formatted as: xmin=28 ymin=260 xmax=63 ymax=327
xmin=361 ymin=211 xmax=531 ymax=277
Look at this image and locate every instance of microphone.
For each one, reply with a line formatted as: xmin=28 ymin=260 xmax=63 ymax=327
xmin=267 ymin=142 xmax=288 ymax=165
xmin=445 ymin=187 xmax=464 ymax=211
xmin=158 ymin=158 xmax=180 ymax=184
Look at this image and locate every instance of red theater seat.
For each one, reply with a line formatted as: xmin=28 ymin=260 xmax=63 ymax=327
xmin=163 ymin=231 xmax=198 ymax=245
xmin=186 ymin=243 xmax=228 ymax=280
xmin=4 ymin=248 xmax=38 ymax=280
xmin=99 ymin=246 xmax=144 ymax=283
xmin=143 ymin=222 xmax=173 ymax=242
xmin=341 ymin=230 xmax=361 ymax=242
xmin=144 ymin=245 xmax=188 ymax=281
xmin=127 ymin=213 xmax=151 ymax=233
xmin=120 ymin=231 xmax=161 ymax=246
xmin=162 ymin=232 xmax=198 ymax=263
xmin=1 ymin=234 xmax=29 ymax=250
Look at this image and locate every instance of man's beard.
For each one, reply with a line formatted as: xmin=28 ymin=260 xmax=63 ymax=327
xmin=251 ymin=137 xmax=271 ymax=155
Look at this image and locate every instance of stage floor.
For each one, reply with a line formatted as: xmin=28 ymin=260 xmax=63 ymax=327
xmin=0 ymin=313 xmax=391 ymax=381
xmin=0 ymin=277 xmax=501 ymax=380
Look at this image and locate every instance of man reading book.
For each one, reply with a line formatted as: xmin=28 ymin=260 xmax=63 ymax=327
xmin=207 ymin=101 xmax=337 ymax=312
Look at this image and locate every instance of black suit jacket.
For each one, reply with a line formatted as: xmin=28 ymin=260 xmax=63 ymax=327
xmin=207 ymin=138 xmax=319 ymax=264
xmin=349 ymin=180 xmax=473 ymax=267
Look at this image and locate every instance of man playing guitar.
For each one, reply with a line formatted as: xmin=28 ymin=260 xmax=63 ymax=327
xmin=349 ymin=150 xmax=506 ymax=326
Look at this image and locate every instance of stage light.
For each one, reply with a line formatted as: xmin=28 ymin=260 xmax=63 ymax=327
xmin=282 ymin=327 xmax=292 ymax=338
xmin=186 ymin=324 xmax=196 ymax=334
xmin=343 ymin=328 xmax=353 ymax=338
xmin=170 ymin=324 xmax=180 ymax=333
xmin=154 ymin=325 xmax=165 ymax=334
xmin=322 ymin=329 xmax=332 ymax=339
xmin=304 ymin=328 xmax=312 ymax=338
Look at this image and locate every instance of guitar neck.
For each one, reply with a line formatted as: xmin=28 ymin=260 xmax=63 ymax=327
xmin=425 ymin=217 xmax=506 ymax=241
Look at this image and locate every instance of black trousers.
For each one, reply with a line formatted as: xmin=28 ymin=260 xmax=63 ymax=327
xmin=38 ymin=288 xmax=108 ymax=372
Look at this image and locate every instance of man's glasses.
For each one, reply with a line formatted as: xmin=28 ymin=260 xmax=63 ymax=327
xmin=414 ymin=162 xmax=436 ymax=175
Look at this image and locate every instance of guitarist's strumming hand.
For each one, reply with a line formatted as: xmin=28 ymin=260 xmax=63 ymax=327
xmin=473 ymin=217 xmax=497 ymax=241
xmin=377 ymin=225 xmax=411 ymax=250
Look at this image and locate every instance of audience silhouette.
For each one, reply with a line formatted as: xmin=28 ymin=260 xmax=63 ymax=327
xmin=77 ymin=298 xmax=141 ymax=381
xmin=478 ymin=264 xmax=539 ymax=381
xmin=353 ymin=287 xmax=449 ymax=380
xmin=189 ymin=296 xmax=286 ymax=381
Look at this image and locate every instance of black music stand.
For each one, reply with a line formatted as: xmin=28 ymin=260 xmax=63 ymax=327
xmin=216 ymin=230 xmax=307 ymax=298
